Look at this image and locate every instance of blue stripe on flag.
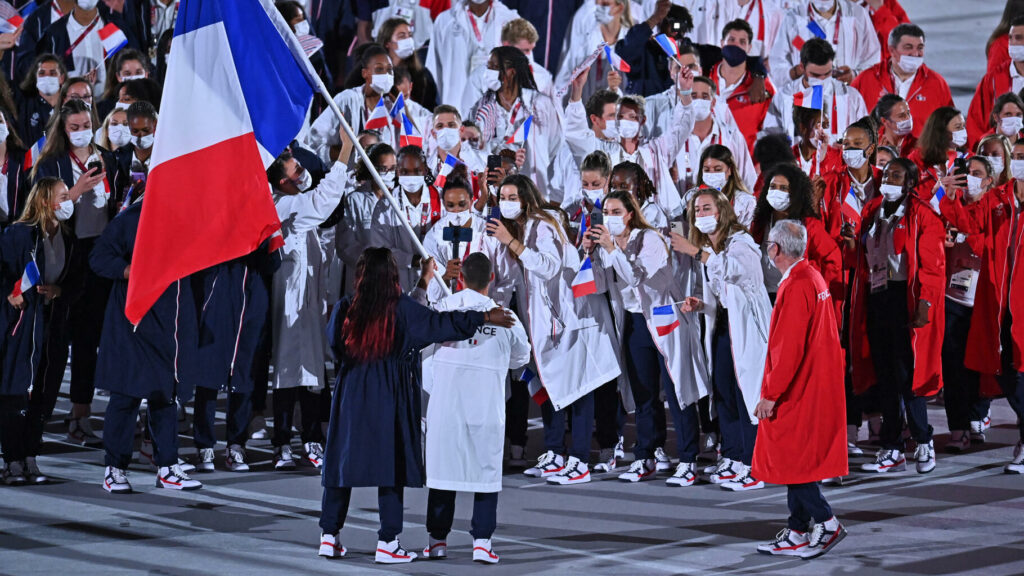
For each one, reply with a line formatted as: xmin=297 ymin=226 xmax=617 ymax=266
xmin=579 ymin=256 xmax=592 ymax=271
xmin=174 ymin=0 xmax=222 ymax=37
xmin=652 ymin=304 xmax=674 ymax=316
xmin=24 ymin=261 xmax=40 ymax=286
xmin=521 ymin=367 xmax=535 ymax=383
xmin=806 ymin=21 xmax=827 ymax=39
xmin=811 ymin=85 xmax=823 ymax=109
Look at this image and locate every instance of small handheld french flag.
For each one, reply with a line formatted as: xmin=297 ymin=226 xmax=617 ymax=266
xmin=521 ymin=367 xmax=549 ymax=406
xmin=505 ymin=115 xmax=533 ymax=146
xmin=399 ymin=112 xmax=422 ymax=148
xmin=654 ymin=34 xmax=679 ymax=60
xmin=792 ymin=20 xmax=827 ymax=51
xmin=433 ymin=153 xmax=459 ymax=189
xmin=0 ymin=2 xmax=23 ymax=33
xmin=604 ymin=45 xmax=630 ymax=73
xmin=652 ymin=304 xmax=680 ymax=336
xmin=792 ymin=85 xmax=824 ymax=110
xmin=571 ymin=256 xmax=598 ymax=298
xmin=841 ymin=187 xmax=860 ymax=223
xmin=24 ymin=135 xmax=45 ymax=170
xmin=364 ymin=97 xmax=390 ymax=131
xmin=11 ymin=259 xmax=40 ymax=298
xmin=389 ymin=93 xmax=405 ymax=128
xmin=929 ymin=186 xmax=946 ymax=214
xmin=98 ymin=23 xmax=128 ymax=59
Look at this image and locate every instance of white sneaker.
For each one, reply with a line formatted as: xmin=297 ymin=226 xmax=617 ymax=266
xmin=508 ymin=445 xmax=527 ymax=467
xmin=375 ymin=539 xmax=417 ymax=564
xmin=666 ymin=462 xmax=696 ymax=487
xmin=593 ymin=448 xmax=617 ymax=472
xmin=472 ymin=539 xmax=499 ymax=564
xmin=24 ymin=457 xmax=48 ymax=484
xmin=618 ymin=458 xmax=656 ymax=482
xmin=196 ymin=448 xmax=215 ymax=472
xmin=422 ymin=536 xmax=447 ymax=559
xmin=547 ymin=456 xmax=591 ymax=484
xmin=708 ymin=458 xmax=745 ymax=484
xmin=822 ymin=476 xmax=843 ymax=486
xmin=654 ymin=447 xmax=672 ymax=471
xmin=860 ymin=449 xmax=906 ymax=473
xmin=3 ymin=461 xmax=27 ymax=486
xmin=155 ymin=464 xmax=202 ymax=490
xmin=250 ymin=414 xmax=268 ymax=441
xmin=757 ymin=528 xmax=810 ymax=556
xmin=914 ymin=440 xmax=936 ymax=474
xmin=1005 ymin=441 xmax=1024 ymax=474
xmin=67 ymin=417 xmax=103 ymax=447
xmin=946 ymin=430 xmax=970 ymax=453
xmin=970 ymin=418 xmax=988 ymax=443
xmin=103 ymin=466 xmax=131 ymax=494
xmin=318 ymin=532 xmax=346 ymax=558
xmin=178 ymin=459 xmax=196 ymax=474
xmin=225 ymin=444 xmax=249 ymax=472
xmin=613 ymin=436 xmax=625 ymax=460
xmin=304 ymin=442 xmax=325 ymax=469
xmin=847 ymin=424 xmax=863 ymax=455
xmin=721 ymin=470 xmax=764 ymax=491
xmin=801 ymin=517 xmax=847 ymax=559
xmin=523 ymin=450 xmax=565 ymax=478
xmin=274 ymin=445 xmax=296 ymax=470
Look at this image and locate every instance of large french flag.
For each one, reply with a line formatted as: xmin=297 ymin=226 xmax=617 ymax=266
xmin=126 ymin=0 xmax=313 ymax=323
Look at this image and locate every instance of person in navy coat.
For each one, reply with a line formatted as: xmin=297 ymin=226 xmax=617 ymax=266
xmin=0 ymin=106 xmax=29 ymax=227
xmin=36 ymin=2 xmax=141 ymax=94
xmin=318 ymin=246 xmax=515 ymax=563
xmin=0 ymin=177 xmax=81 ymax=486
xmin=90 ymin=193 xmax=201 ymax=494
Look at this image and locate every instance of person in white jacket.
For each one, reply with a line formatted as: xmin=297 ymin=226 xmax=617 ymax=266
xmin=674 ymin=76 xmax=757 ymax=192
xmin=767 ymin=0 xmax=880 ymax=90
xmin=554 ymin=0 xmax=632 ymax=106
xmin=583 ymin=190 xmax=710 ymax=486
xmin=696 ymin=0 xmax=788 ymax=59
xmin=420 ymin=252 xmax=531 ymax=565
xmin=267 ymin=129 xmax=355 ymax=470
xmin=469 ymin=19 xmax=554 ymax=98
xmin=370 ymin=0 xmax=434 ymax=55
xmin=680 ymin=189 xmax=772 ymax=492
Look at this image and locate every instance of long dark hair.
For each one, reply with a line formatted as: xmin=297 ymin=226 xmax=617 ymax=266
xmin=697 ymin=144 xmax=747 ymax=202
xmin=752 ymin=163 xmax=818 ymax=233
xmin=396 ymin=145 xmax=435 ymax=188
xmin=917 ymin=106 xmax=962 ymax=167
xmin=604 ymin=189 xmax=655 ymax=232
xmin=341 ymin=247 xmax=401 ymax=362
xmin=610 ymin=161 xmax=657 ymax=205
xmin=33 ymin=99 xmax=93 ymax=180
xmin=499 ymin=174 xmax=565 ymax=244
xmin=988 ymin=1 xmax=1024 ymax=56
xmin=354 ymin=143 xmax=395 ymax=184
xmin=490 ymin=46 xmax=537 ymax=94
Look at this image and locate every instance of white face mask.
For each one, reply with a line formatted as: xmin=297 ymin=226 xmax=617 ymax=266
xmin=811 ymin=0 xmax=835 ymax=12
xmin=702 ymin=171 xmax=727 ymax=190
xmin=371 ymin=73 xmax=394 ymax=94
xmin=617 ymin=119 xmax=640 ymax=140
xmin=983 ymin=155 xmax=1004 ymax=177
xmin=605 ymin=214 xmax=626 ymax=236
xmin=68 ymin=129 xmax=94 ymax=148
xmin=499 ymin=200 xmax=522 ymax=219
xmin=1012 ymin=159 xmax=1024 ymax=181
xmin=0 ymin=123 xmax=8 ymax=143
xmin=55 ymin=199 xmax=74 ymax=221
xmin=120 ymin=73 xmax=146 ymax=82
xmin=1010 ymin=43 xmax=1024 ymax=63
xmin=483 ymin=68 xmax=502 ymax=92
xmin=135 ymin=133 xmax=155 ymax=150
xmin=435 ymin=127 xmax=461 ymax=150
xmin=951 ymin=128 xmax=968 ymax=148
xmin=879 ymin=183 xmax=904 ymax=202
xmin=582 ymin=187 xmax=604 ymax=205
xmin=694 ymin=215 xmax=718 ymax=234
xmin=378 ymin=171 xmax=395 ymax=189
xmin=843 ymin=148 xmax=868 ymax=170
xmin=692 ymin=99 xmax=713 ymax=121
xmin=107 ymin=124 xmax=131 ymax=148
xmin=295 ymin=168 xmax=313 ymax=191
xmin=294 ymin=20 xmax=310 ymax=37
xmin=806 ymin=76 xmax=826 ymax=87
xmin=966 ymin=175 xmax=986 ymax=198
xmin=442 ymin=210 xmax=470 ymax=227
xmin=893 ymin=117 xmax=913 ymax=136
xmin=399 ymin=175 xmax=424 ymax=193
xmin=1001 ymin=116 xmax=1023 ymax=137
xmin=766 ymin=188 xmax=791 ymax=211
xmin=77 ymin=0 xmax=99 ymax=10
xmin=897 ymin=54 xmax=924 ymax=75
xmin=394 ymin=36 xmax=415 ymax=60
xmin=601 ymin=122 xmax=618 ymax=140
xmin=36 ymin=75 xmax=60 ymax=96
xmin=595 ymin=5 xmax=614 ymax=25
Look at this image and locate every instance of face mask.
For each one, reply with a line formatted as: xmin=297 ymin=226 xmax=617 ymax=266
xmin=499 ymin=200 xmax=522 ymax=219
xmin=843 ymin=148 xmax=868 ymax=169
xmin=966 ymin=175 xmax=986 ymax=198
xmin=984 ymin=155 xmax=1004 ymax=176
xmin=394 ymin=37 xmax=415 ymax=60
xmin=604 ymin=214 xmax=626 ymax=236
xmin=694 ymin=215 xmax=718 ymax=234
xmin=36 ymin=75 xmax=60 ymax=96
xmin=617 ymin=119 xmax=640 ymax=139
xmin=107 ymin=124 xmax=131 ymax=148
xmin=135 ymin=133 xmax=155 ymax=150
xmin=0 ymin=123 xmax=8 ymax=143
xmin=766 ymin=188 xmax=791 ymax=211
xmin=469 ymin=0 xmax=489 ymax=4
xmin=294 ymin=20 xmax=310 ymax=37
xmin=898 ymin=54 xmax=924 ymax=75
xmin=806 ymin=76 xmax=826 ymax=87
xmin=120 ymin=74 xmax=145 ymax=82
xmin=595 ymin=5 xmax=614 ymax=25
xmin=692 ymin=99 xmax=712 ymax=121
xmin=378 ymin=170 xmax=395 ymax=189
xmin=68 ymin=129 xmax=94 ymax=148
xmin=399 ymin=175 xmax=424 ymax=193
xmin=443 ymin=210 xmax=469 ymax=227
xmin=879 ymin=183 xmax=904 ymax=202
xmin=1001 ymin=116 xmax=1023 ymax=137
xmin=294 ymin=168 xmax=313 ymax=191
xmin=583 ymin=188 xmax=604 ymax=205
xmin=951 ymin=128 xmax=968 ymax=148
xmin=721 ymin=44 xmax=747 ymax=67
xmin=371 ymin=73 xmax=394 ymax=94
xmin=893 ymin=116 xmax=913 ymax=136
xmin=1012 ymin=159 xmax=1024 ymax=181
xmin=483 ymin=68 xmax=502 ymax=92
xmin=601 ymin=122 xmax=618 ymax=140
xmin=811 ymin=0 xmax=835 ymax=12
xmin=115 ymin=101 xmax=131 ymax=111
xmin=435 ymin=127 xmax=461 ymax=150
xmin=1009 ymin=44 xmax=1024 ymax=63
xmin=55 ymin=199 xmax=74 ymax=221
xmin=77 ymin=0 xmax=99 ymax=10
xmin=702 ymin=172 xmax=727 ymax=190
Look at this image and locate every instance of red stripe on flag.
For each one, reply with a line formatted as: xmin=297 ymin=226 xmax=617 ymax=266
xmin=656 ymin=320 xmax=680 ymax=336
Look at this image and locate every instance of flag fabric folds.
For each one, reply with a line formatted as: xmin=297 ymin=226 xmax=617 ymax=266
xmin=399 ymin=112 xmax=422 ymax=148
xmin=505 ymin=115 xmax=533 ymax=145
xmin=433 ymin=153 xmax=459 ymax=188
xmin=10 ymin=260 xmax=39 ymax=298
xmin=571 ymin=256 xmax=597 ymax=298
xmin=364 ymin=97 xmax=390 ymax=130
xmin=652 ymin=304 xmax=680 ymax=336
xmin=603 ymin=44 xmax=630 ymax=73
xmin=792 ymin=85 xmax=824 ymax=110
xmin=98 ymin=23 xmax=128 ymax=58
xmin=521 ymin=367 xmax=548 ymax=406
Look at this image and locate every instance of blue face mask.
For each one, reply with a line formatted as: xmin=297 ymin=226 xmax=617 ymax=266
xmin=721 ymin=44 xmax=747 ymax=67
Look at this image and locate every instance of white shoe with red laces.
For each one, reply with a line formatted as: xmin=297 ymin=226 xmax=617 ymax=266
xmin=318 ymin=532 xmax=346 ymax=558
xmin=617 ymin=458 xmax=656 ymax=482
xmin=304 ymin=442 xmax=325 ymax=469
xmin=472 ymin=539 xmax=499 ymax=564
xmin=422 ymin=536 xmax=447 ymax=559
xmin=801 ymin=517 xmax=847 ymax=559
xmin=523 ymin=450 xmax=565 ymax=478
xmin=860 ymin=449 xmax=906 ymax=473
xmin=721 ymin=470 xmax=764 ymax=491
xmin=375 ymin=539 xmax=417 ymax=564
xmin=155 ymin=464 xmax=202 ymax=490
xmin=547 ymin=456 xmax=591 ymax=484
xmin=757 ymin=528 xmax=810 ymax=556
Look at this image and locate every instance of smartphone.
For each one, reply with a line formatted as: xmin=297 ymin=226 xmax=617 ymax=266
xmin=670 ymin=221 xmax=685 ymax=237
xmin=487 ymin=205 xmax=502 ymax=236
xmin=588 ymin=211 xmax=603 ymax=240
xmin=87 ymin=161 xmax=103 ymax=174
xmin=953 ymin=157 xmax=969 ymax=177
xmin=486 ymin=154 xmax=502 ymax=171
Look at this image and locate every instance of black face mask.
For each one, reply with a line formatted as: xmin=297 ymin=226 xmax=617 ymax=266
xmin=721 ymin=45 xmax=747 ymax=67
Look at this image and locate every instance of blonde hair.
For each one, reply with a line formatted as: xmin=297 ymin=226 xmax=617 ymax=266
xmin=95 ymin=108 xmax=128 ymax=151
xmin=976 ymin=133 xmax=1012 ymax=185
xmin=18 ymin=177 xmax=64 ymax=229
xmin=501 ymin=18 xmax=538 ymax=45
xmin=687 ymin=189 xmax=746 ymax=253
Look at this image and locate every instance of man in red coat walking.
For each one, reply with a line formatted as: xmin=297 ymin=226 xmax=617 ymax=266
xmin=753 ymin=220 xmax=848 ymax=560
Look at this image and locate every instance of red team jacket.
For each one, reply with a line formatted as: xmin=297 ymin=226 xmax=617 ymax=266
xmin=967 ymin=60 xmax=1014 ymax=151
xmin=851 ymin=63 xmax=953 ymax=139
xmin=708 ymin=63 xmax=773 ymax=154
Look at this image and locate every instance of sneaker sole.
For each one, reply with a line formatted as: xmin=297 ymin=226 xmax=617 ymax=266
xmin=759 ymin=547 xmax=807 ymax=556
xmin=801 ymin=528 xmax=847 ymax=560
xmin=722 ymin=482 xmax=765 ymax=491
xmin=916 ymin=462 xmax=936 ymax=474
xmin=318 ymin=545 xmax=346 ymax=558
xmin=103 ymin=482 xmax=131 ymax=494
xmin=666 ymin=478 xmax=696 ymax=487
xmin=547 ymin=474 xmax=591 ymax=485
xmin=473 ymin=548 xmax=499 ymax=564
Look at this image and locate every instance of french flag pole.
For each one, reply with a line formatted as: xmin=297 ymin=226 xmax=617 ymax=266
xmin=263 ymin=0 xmax=450 ymax=297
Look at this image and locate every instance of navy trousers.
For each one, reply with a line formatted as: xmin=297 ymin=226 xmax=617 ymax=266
xmin=193 ymin=388 xmax=252 ymax=449
xmin=103 ymin=393 xmax=178 ymax=469
xmin=0 ymin=394 xmax=28 ymax=462
xmin=272 ymin=387 xmax=324 ymax=447
xmin=712 ymin=311 xmax=757 ymax=465
xmin=1000 ymin=312 xmax=1024 ymax=438
xmin=942 ymin=299 xmax=981 ymax=431
xmin=787 ymin=482 xmax=833 ymax=531
xmin=320 ymin=486 xmax=404 ymax=541
xmin=541 ymin=392 xmax=594 ymax=461
xmin=426 ymin=489 xmax=498 ymax=540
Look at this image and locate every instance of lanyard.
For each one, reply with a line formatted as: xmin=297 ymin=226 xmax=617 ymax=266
xmin=507 ymin=99 xmax=522 ymax=127
xmin=808 ymin=3 xmax=841 ymax=46
xmin=467 ymin=7 xmax=490 ymax=43
xmin=66 ymin=17 xmax=101 ymax=59
xmin=795 ymin=145 xmax=820 ymax=178
xmin=743 ymin=0 xmax=765 ymax=43
xmin=69 ymin=152 xmax=111 ymax=195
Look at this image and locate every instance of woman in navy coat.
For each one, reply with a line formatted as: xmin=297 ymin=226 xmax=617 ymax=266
xmin=318 ymin=247 xmax=515 ymax=564
xmin=0 ymin=177 xmax=80 ymax=486
xmin=0 ymin=106 xmax=29 ymax=227
xmin=90 ymin=194 xmax=200 ymax=494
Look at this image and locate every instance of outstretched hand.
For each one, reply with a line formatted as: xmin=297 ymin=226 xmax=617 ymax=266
xmin=485 ymin=306 xmax=516 ymax=328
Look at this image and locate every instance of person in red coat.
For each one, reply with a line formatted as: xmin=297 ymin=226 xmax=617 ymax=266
xmin=753 ymin=220 xmax=847 ymax=560
xmin=907 ymin=106 xmax=968 ymax=202
xmin=848 ymin=158 xmax=945 ymax=476
xmin=851 ymin=24 xmax=952 ymax=141
xmin=872 ymin=94 xmax=918 ymax=158
xmin=707 ymin=20 xmax=774 ymax=155
xmin=968 ymin=16 xmax=1024 ymax=150
xmin=862 ymin=0 xmax=909 ymax=63
xmin=983 ymin=0 xmax=1024 ymax=74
